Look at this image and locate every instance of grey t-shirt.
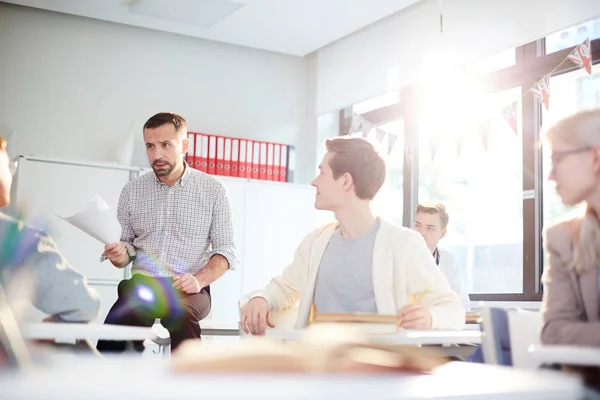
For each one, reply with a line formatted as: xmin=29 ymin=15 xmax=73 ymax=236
xmin=313 ymin=219 xmax=380 ymax=313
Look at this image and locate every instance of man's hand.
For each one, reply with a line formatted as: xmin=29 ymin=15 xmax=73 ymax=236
xmin=173 ymin=273 xmax=201 ymax=294
xmin=240 ymin=297 xmax=275 ymax=336
xmin=397 ymin=304 xmax=432 ymax=330
xmin=104 ymin=242 xmax=129 ymax=267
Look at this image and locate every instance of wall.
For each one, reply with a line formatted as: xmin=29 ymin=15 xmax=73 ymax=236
xmin=315 ymin=0 xmax=600 ymax=114
xmin=0 ymin=3 xmax=315 ymax=183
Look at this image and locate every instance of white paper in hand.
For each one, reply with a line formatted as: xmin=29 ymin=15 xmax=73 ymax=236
xmin=57 ymin=194 xmax=122 ymax=245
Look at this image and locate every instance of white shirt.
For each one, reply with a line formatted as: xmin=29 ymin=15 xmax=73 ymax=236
xmin=435 ymin=247 xmax=471 ymax=311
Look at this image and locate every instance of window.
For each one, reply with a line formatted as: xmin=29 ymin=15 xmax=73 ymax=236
xmin=372 ymin=120 xmax=404 ymax=227
xmin=349 ymin=120 xmax=405 ymax=227
xmin=545 ymin=17 xmax=600 ymax=54
xmin=417 ymin=86 xmax=523 ymax=294
xmin=541 ymin=63 xmax=600 ymax=269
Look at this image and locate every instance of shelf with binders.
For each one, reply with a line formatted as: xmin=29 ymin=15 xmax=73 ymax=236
xmin=184 ymin=132 xmax=295 ymax=183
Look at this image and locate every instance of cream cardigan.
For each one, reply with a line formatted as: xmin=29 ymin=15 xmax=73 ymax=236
xmin=249 ymin=219 xmax=465 ymax=330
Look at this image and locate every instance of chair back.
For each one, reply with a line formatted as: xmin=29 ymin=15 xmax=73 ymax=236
xmin=480 ymin=306 xmax=512 ymax=366
xmin=507 ymin=309 xmax=542 ymax=369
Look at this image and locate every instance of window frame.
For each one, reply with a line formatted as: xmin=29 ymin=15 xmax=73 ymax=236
xmin=340 ymin=36 xmax=600 ymax=302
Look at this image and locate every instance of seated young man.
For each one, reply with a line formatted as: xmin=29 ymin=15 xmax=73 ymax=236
xmin=413 ymin=202 xmax=471 ymax=311
xmin=0 ymin=136 xmax=100 ymax=323
xmin=241 ymin=137 xmax=464 ymax=335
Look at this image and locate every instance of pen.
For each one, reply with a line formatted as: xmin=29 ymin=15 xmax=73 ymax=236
xmin=413 ymin=288 xmax=428 ymax=304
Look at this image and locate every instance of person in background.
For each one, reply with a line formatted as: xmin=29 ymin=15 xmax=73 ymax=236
xmin=413 ymin=202 xmax=471 ymax=311
xmin=541 ymin=109 xmax=600 ymax=391
xmin=241 ymin=137 xmax=464 ymax=336
xmin=97 ymin=112 xmax=238 ymax=353
xmin=0 ymin=136 xmax=100 ymax=323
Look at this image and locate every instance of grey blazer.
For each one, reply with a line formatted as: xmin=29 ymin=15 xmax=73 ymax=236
xmin=541 ymin=218 xmax=600 ymax=346
xmin=0 ymin=212 xmax=100 ymax=322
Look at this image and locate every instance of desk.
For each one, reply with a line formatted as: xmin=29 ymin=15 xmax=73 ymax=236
xmin=21 ymin=323 xmax=152 ymax=342
xmin=265 ymin=329 xmax=481 ymax=346
xmin=0 ymin=356 xmax=583 ymax=399
xmin=200 ymin=320 xmax=240 ymax=336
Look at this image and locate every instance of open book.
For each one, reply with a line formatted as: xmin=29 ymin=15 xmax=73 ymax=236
xmin=310 ymin=313 xmax=400 ymax=334
xmin=172 ymin=324 xmax=448 ymax=374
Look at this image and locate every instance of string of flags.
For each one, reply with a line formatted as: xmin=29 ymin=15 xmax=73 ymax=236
xmin=437 ymin=37 xmax=593 ymax=160
xmin=345 ymin=113 xmax=400 ymax=155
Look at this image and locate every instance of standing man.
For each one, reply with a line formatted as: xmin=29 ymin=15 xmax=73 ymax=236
xmin=413 ymin=202 xmax=471 ymax=311
xmin=241 ymin=137 xmax=464 ymax=336
xmin=97 ymin=112 xmax=237 ymax=353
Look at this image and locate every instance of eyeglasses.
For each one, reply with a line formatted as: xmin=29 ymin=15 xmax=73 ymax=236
xmin=8 ymin=159 xmax=18 ymax=176
xmin=550 ymin=147 xmax=590 ymax=172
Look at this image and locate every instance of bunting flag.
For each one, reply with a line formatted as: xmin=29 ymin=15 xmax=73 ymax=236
xmin=501 ymin=100 xmax=519 ymax=135
xmin=453 ymin=131 xmax=467 ymax=157
xmin=428 ymin=136 xmax=440 ymax=161
xmin=362 ymin=120 xmax=372 ymax=138
xmin=387 ymin=133 xmax=398 ymax=155
xmin=531 ymin=75 xmax=551 ymax=111
xmin=476 ymin=117 xmax=492 ymax=151
xmin=376 ymin=129 xmax=386 ymax=144
xmin=568 ymin=37 xmax=592 ymax=75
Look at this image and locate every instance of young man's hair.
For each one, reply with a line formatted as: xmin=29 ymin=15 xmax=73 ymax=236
xmin=324 ymin=137 xmax=386 ymax=200
xmin=143 ymin=112 xmax=187 ymax=139
xmin=416 ymin=202 xmax=449 ymax=229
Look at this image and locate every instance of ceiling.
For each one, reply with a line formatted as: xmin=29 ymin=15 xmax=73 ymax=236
xmin=1 ymin=0 xmax=422 ymax=56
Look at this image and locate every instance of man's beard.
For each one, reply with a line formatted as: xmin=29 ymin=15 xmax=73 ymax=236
xmin=152 ymin=159 xmax=175 ymax=177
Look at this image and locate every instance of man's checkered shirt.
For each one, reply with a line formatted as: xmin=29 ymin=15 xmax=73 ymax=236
xmin=101 ymin=164 xmax=238 ymax=277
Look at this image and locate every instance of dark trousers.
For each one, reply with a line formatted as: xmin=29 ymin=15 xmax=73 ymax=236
xmin=96 ymin=274 xmax=211 ymax=353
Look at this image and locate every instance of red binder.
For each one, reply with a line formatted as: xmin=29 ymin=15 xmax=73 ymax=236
xmin=259 ymin=142 xmax=267 ymax=180
xmin=223 ymin=137 xmax=232 ymax=176
xmin=280 ymin=144 xmax=288 ymax=182
xmin=199 ymin=134 xmax=209 ymax=172
xmin=246 ymin=140 xmax=254 ymax=179
xmin=231 ymin=138 xmax=240 ymax=177
xmin=208 ymin=135 xmax=217 ymax=175
xmin=266 ymin=143 xmax=274 ymax=181
xmin=194 ymin=133 xmax=202 ymax=171
xmin=238 ymin=139 xmax=246 ymax=177
xmin=273 ymin=143 xmax=281 ymax=181
xmin=252 ymin=140 xmax=260 ymax=180
xmin=187 ymin=133 xmax=195 ymax=168
xmin=216 ymin=136 xmax=225 ymax=175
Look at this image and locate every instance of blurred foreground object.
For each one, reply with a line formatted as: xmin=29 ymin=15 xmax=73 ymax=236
xmin=172 ymin=324 xmax=448 ymax=374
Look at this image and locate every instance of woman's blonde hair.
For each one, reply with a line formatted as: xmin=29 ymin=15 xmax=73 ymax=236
xmin=545 ymin=108 xmax=600 ymax=272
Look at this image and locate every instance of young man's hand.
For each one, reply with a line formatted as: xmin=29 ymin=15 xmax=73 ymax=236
xmin=240 ymin=297 xmax=275 ymax=335
xmin=397 ymin=304 xmax=432 ymax=329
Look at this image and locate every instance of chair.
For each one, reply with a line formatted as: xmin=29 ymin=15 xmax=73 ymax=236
xmin=479 ymin=306 xmax=512 ymax=366
xmin=507 ymin=309 xmax=542 ymax=369
xmin=148 ymin=319 xmax=170 ymax=357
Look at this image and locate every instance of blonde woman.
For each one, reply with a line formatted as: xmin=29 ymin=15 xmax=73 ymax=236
xmin=542 ymin=109 xmax=600 ymax=389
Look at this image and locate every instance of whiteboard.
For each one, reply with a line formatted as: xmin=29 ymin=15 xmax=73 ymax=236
xmin=14 ymin=158 xmax=133 ymax=282
xmin=241 ymin=180 xmax=333 ymax=295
